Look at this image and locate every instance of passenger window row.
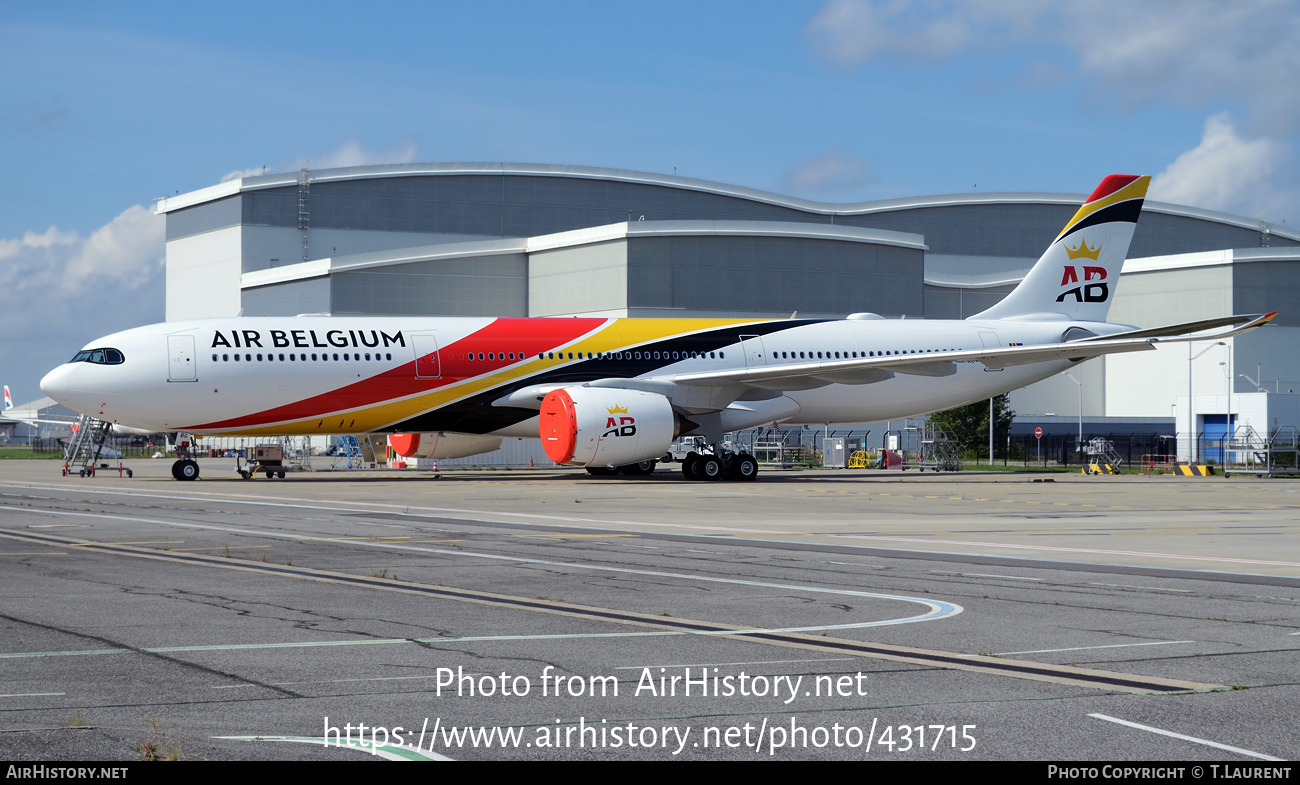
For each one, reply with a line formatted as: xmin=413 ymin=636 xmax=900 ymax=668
xmin=212 ymin=352 xmax=393 ymax=363
xmin=538 ymin=350 xmax=724 ymax=361
xmin=773 ymin=348 xmax=956 ymax=359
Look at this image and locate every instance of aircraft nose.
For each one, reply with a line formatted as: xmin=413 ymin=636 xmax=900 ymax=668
xmin=40 ymin=364 xmax=73 ymax=405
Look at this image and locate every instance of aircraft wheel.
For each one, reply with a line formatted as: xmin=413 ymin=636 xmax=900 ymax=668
xmin=734 ymin=453 xmax=758 ymax=481
xmin=682 ymin=454 xmax=700 ymax=480
xmin=178 ymin=460 xmax=200 ymax=481
xmin=624 ymin=460 xmax=656 ymax=476
xmin=699 ymin=455 xmax=723 ymax=481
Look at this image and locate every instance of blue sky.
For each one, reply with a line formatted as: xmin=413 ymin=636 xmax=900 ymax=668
xmin=3 ymin=1 xmax=1298 ymax=401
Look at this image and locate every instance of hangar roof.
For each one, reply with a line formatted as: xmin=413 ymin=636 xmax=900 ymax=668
xmin=240 ymin=219 xmax=927 ymax=290
xmin=153 ymin=162 xmax=1300 ymax=244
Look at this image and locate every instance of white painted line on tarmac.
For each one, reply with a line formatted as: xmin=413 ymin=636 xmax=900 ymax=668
xmin=0 ymin=506 xmax=964 ymax=635
xmin=216 ymin=735 xmax=452 ymax=761
xmin=614 ymin=657 xmax=854 ymax=671
xmin=8 ymin=481 xmax=1299 ymax=574
xmin=212 ymin=674 xmax=467 ymax=689
xmin=933 ymin=571 xmax=1041 ymax=581
xmin=1089 ymin=583 xmax=1192 ymax=593
xmin=1088 ymin=713 xmax=1282 ymax=761
xmin=0 ymin=692 xmax=65 ymax=698
xmin=986 ymin=640 xmax=1195 ymax=657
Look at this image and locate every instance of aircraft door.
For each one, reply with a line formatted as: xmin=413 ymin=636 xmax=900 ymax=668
xmin=167 ymin=334 xmax=197 ymax=382
xmin=413 ymin=334 xmax=442 ymax=380
xmin=978 ymin=330 xmax=1004 ymax=372
xmin=740 ymin=335 xmax=767 ymax=367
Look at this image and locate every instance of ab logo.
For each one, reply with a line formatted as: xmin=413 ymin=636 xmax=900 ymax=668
xmin=603 ymin=404 xmax=636 ymax=438
xmin=1056 ymin=265 xmax=1109 ymax=303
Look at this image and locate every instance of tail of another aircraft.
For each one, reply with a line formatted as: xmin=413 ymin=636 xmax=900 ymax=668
xmin=3 ymin=385 xmax=11 ymax=410
xmin=971 ymin=174 xmax=1150 ymax=323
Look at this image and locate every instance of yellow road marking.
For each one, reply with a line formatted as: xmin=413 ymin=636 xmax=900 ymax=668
xmin=168 ymin=545 xmax=273 ymax=552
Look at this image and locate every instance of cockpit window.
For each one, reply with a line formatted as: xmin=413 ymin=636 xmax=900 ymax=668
xmin=69 ymin=348 xmax=125 ymax=365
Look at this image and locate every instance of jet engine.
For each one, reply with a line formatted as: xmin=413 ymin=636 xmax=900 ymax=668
xmin=539 ymin=387 xmax=675 ymax=468
xmin=389 ymin=432 xmax=504 ymax=460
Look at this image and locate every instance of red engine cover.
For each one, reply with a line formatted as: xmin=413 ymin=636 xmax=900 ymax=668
xmin=390 ymin=433 xmax=421 ymax=457
xmin=539 ymin=387 xmax=674 ymax=467
xmin=539 ymin=390 xmax=579 ymax=463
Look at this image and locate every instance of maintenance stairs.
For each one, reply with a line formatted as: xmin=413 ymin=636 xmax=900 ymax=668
xmin=1083 ymin=437 xmax=1123 ymax=475
xmin=913 ymin=421 xmax=962 ymax=472
xmin=1223 ymin=425 xmax=1300 ymax=477
xmin=62 ymin=415 xmax=131 ymax=478
xmin=330 ymin=435 xmax=381 ymax=469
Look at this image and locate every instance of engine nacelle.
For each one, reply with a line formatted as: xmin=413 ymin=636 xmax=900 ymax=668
xmin=539 ymin=387 xmax=675 ymax=467
xmin=389 ymin=432 xmax=503 ymax=460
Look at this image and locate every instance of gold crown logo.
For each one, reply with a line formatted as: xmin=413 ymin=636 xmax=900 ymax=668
xmin=606 ymin=404 xmax=629 ymax=414
xmin=1065 ymin=236 xmax=1101 ymax=261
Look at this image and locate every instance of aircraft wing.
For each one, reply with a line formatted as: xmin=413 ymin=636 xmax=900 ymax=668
xmin=669 ymin=312 xmax=1277 ymax=386
xmin=0 ymin=413 xmax=78 ymax=427
xmin=491 ymin=312 xmax=1275 ymax=410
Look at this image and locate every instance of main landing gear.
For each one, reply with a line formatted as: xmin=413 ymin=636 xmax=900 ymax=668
xmin=582 ymin=449 xmax=759 ymax=482
xmin=586 ymin=459 xmax=657 ymax=477
xmin=681 ymin=450 xmax=758 ymax=482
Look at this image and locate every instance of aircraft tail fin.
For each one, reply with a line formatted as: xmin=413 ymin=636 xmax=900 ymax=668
xmin=4 ymin=385 xmax=11 ymax=410
xmin=971 ymin=174 xmax=1150 ymax=322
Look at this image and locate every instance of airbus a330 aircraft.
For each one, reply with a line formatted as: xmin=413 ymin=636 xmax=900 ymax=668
xmin=40 ymin=175 xmax=1274 ymax=481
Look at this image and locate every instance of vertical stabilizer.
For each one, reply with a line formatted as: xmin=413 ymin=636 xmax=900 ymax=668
xmin=3 ymin=385 xmax=10 ymax=410
xmin=972 ymin=174 xmax=1149 ymax=322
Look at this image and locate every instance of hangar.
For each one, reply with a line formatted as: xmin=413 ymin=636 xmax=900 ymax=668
xmin=156 ymin=163 xmax=1300 ymax=458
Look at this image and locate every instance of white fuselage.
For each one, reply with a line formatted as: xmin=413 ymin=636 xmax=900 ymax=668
xmin=40 ymin=315 xmax=1120 ymax=438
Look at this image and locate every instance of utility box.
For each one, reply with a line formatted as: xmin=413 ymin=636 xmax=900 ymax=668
xmin=253 ymin=444 xmax=283 ymax=464
xmin=823 ymin=437 xmax=848 ymax=468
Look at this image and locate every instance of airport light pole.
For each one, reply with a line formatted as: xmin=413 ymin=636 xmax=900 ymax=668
xmin=1188 ymin=341 xmax=1225 ymax=465
xmin=1062 ymin=372 xmax=1082 ymax=462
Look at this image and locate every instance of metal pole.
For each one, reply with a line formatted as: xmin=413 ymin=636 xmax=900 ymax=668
xmin=1188 ymin=341 xmax=1193 ymax=465
xmin=989 ymin=397 xmax=994 ymax=466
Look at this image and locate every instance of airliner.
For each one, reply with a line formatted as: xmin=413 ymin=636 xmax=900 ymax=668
xmin=39 ymin=175 xmax=1274 ymax=481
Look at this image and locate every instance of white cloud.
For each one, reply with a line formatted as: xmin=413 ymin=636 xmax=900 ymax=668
xmin=220 ymin=139 xmax=421 ymax=182
xmin=781 ymin=150 xmax=871 ymax=195
xmin=0 ymin=206 xmax=166 ymax=401
xmin=805 ymin=1 xmax=1300 ymax=133
xmin=1149 ymin=113 xmax=1293 ymax=216
xmin=0 ymin=226 xmax=79 ymax=259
